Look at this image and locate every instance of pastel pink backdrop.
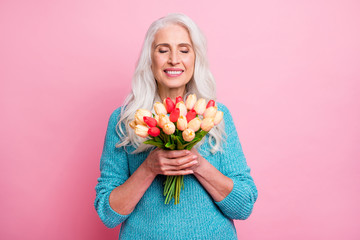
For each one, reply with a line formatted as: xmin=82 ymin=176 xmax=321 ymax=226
xmin=1 ymin=0 xmax=359 ymax=239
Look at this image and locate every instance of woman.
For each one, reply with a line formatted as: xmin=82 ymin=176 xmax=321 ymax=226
xmin=94 ymin=13 xmax=258 ymax=239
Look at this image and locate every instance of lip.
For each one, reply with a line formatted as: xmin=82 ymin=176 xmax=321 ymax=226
xmin=164 ymin=68 xmax=184 ymax=77
xmin=164 ymin=68 xmax=184 ymax=71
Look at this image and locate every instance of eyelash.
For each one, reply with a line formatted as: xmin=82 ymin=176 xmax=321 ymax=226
xmin=158 ymin=50 xmax=189 ymax=53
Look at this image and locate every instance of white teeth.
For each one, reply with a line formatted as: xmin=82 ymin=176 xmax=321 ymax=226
xmin=166 ymin=71 xmax=182 ymax=75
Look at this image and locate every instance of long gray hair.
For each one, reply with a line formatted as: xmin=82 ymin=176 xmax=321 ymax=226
xmin=116 ymin=13 xmax=225 ymax=154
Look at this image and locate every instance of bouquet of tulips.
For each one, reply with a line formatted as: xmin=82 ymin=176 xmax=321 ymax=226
xmin=129 ymin=94 xmax=223 ymax=204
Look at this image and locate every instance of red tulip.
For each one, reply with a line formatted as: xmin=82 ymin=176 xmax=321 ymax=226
xmin=164 ymin=97 xmax=175 ymax=113
xmin=143 ymin=116 xmax=157 ymax=127
xmin=186 ymin=109 xmax=197 ymax=122
xmin=148 ymin=127 xmax=160 ymax=137
xmin=169 ymin=108 xmax=180 ymax=122
xmin=175 ymin=96 xmax=183 ymax=104
xmin=206 ymin=100 xmax=215 ymax=108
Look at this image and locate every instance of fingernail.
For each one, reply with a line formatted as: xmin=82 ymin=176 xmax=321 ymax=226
xmin=192 ymin=155 xmax=197 ymax=159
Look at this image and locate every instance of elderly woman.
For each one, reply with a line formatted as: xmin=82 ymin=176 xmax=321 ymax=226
xmin=94 ymin=13 xmax=258 ymax=239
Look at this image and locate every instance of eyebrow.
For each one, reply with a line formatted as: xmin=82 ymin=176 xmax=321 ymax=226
xmin=154 ymin=43 xmax=193 ymax=48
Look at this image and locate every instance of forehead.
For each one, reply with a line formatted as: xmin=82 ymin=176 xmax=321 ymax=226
xmin=153 ymin=24 xmax=192 ymax=46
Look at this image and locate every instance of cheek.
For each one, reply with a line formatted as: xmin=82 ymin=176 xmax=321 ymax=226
xmin=152 ymin=54 xmax=167 ymax=69
xmin=184 ymin=56 xmax=195 ymax=70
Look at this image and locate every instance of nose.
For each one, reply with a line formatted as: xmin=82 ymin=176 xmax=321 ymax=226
xmin=168 ymin=51 xmax=180 ymax=65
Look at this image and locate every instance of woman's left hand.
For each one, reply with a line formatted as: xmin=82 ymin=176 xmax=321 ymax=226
xmin=187 ymin=148 xmax=233 ymax=202
xmin=187 ymin=148 xmax=206 ymax=173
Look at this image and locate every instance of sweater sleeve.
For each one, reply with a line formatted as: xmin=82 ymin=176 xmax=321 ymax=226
xmin=214 ymin=103 xmax=258 ymax=220
xmin=94 ymin=108 xmax=131 ymax=228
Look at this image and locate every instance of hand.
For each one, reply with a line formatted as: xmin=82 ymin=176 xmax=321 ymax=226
xmin=188 ymin=148 xmax=206 ymax=173
xmin=144 ymin=148 xmax=198 ymax=176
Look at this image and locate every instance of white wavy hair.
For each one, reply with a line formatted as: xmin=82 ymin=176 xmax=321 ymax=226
xmin=116 ymin=13 xmax=226 ymax=154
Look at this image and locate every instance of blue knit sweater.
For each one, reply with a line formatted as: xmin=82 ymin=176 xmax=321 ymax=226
xmin=94 ymin=103 xmax=258 ymax=240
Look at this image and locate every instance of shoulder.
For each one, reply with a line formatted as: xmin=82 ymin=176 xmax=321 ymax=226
xmin=107 ymin=106 xmax=124 ymax=125
xmin=104 ymin=106 xmax=127 ymax=137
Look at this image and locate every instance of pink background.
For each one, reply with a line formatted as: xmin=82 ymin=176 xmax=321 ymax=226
xmin=1 ymin=0 xmax=359 ymax=239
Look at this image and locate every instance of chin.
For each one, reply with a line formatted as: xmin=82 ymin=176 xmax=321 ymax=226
xmin=164 ymin=81 xmax=188 ymax=89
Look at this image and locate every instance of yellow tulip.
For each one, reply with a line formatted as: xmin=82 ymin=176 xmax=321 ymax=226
xmin=154 ymin=114 xmax=160 ymax=124
xmin=201 ymin=118 xmax=214 ymax=132
xmin=185 ymin=94 xmax=197 ymax=110
xmin=158 ymin=114 xmax=170 ymax=128
xmin=203 ymin=106 xmax=217 ymax=118
xmin=176 ymin=116 xmax=187 ymax=131
xmin=214 ymin=111 xmax=224 ymax=125
xmin=188 ymin=117 xmax=202 ymax=132
xmin=163 ymin=122 xmax=176 ymax=135
xmin=194 ymin=98 xmax=206 ymax=115
xmin=154 ymin=102 xmax=167 ymax=115
xmin=135 ymin=125 xmax=149 ymax=138
xmin=129 ymin=120 xmax=137 ymax=129
xmin=135 ymin=109 xmax=152 ymax=125
xmin=182 ymin=128 xmax=195 ymax=142
xmin=176 ymin=101 xmax=187 ymax=116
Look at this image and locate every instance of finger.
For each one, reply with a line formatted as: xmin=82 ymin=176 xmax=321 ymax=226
xmin=162 ymin=149 xmax=191 ymax=159
xmin=164 ymin=169 xmax=194 ymax=176
xmin=166 ymin=154 xmax=197 ymax=166
xmin=161 ymin=159 xmax=198 ymax=172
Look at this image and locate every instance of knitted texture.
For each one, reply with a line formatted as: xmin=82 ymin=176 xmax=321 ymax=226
xmin=94 ymin=103 xmax=258 ymax=240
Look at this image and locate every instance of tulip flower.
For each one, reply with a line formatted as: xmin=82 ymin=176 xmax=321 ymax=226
xmin=158 ymin=114 xmax=170 ymax=128
xmin=188 ymin=117 xmax=202 ymax=132
xmin=185 ymin=94 xmax=197 ymax=110
xmin=169 ymin=108 xmax=180 ymax=122
xmin=163 ymin=122 xmax=176 ymax=135
xmin=176 ymin=116 xmax=187 ymax=131
xmin=135 ymin=109 xmax=152 ymax=125
xmin=143 ymin=116 xmax=157 ymax=128
xmin=129 ymin=120 xmax=137 ymax=129
xmin=186 ymin=109 xmax=197 ymax=122
xmin=154 ymin=102 xmax=167 ymax=115
xmin=129 ymin=93 xmax=224 ymax=206
xmin=176 ymin=101 xmax=187 ymax=116
xmin=201 ymin=118 xmax=214 ymax=132
xmin=154 ymin=114 xmax=160 ymax=124
xmin=194 ymin=98 xmax=206 ymax=115
xmin=206 ymin=100 xmax=215 ymax=108
xmin=182 ymin=128 xmax=195 ymax=142
xmin=203 ymin=106 xmax=217 ymax=119
xmin=135 ymin=125 xmax=149 ymax=138
xmin=175 ymin=96 xmax=183 ymax=104
xmin=214 ymin=111 xmax=224 ymax=125
xmin=148 ymin=126 xmax=160 ymax=137
xmin=163 ymin=97 xmax=175 ymax=113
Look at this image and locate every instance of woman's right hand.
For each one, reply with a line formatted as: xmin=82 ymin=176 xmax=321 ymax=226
xmin=144 ymin=148 xmax=198 ymax=176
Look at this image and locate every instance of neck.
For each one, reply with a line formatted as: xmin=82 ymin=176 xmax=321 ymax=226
xmin=157 ymin=86 xmax=186 ymax=103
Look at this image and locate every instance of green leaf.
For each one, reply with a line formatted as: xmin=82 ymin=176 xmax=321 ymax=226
xmin=165 ymin=142 xmax=175 ymax=150
xmin=174 ymin=136 xmax=184 ymax=150
xmin=154 ymin=136 xmax=162 ymax=143
xmin=143 ymin=140 xmax=164 ymax=148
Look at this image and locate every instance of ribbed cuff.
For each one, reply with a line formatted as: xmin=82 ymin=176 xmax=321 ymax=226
xmin=214 ymin=178 xmax=254 ymax=220
xmin=101 ymin=191 xmax=130 ymax=228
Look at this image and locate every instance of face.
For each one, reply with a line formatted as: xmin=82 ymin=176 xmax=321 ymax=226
xmin=151 ymin=24 xmax=195 ymax=93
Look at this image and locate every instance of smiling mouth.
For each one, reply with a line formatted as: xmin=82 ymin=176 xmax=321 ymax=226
xmin=164 ymin=70 xmax=184 ymax=77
